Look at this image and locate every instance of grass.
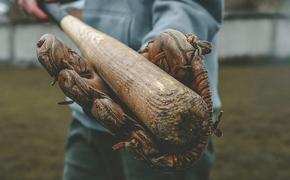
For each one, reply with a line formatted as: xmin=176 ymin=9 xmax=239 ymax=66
xmin=0 ymin=67 xmax=70 ymax=180
xmin=212 ymin=64 xmax=290 ymax=180
xmin=0 ymin=64 xmax=289 ymax=180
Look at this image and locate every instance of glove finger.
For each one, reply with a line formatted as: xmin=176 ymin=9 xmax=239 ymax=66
xmin=139 ymin=30 xmax=212 ymax=85
xmin=139 ymin=30 xmax=194 ymax=80
xmin=36 ymin=34 xmax=109 ymax=93
xmin=58 ymin=69 xmax=143 ymax=137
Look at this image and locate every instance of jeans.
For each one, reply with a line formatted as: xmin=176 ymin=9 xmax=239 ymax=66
xmin=63 ymin=119 xmax=214 ymax=180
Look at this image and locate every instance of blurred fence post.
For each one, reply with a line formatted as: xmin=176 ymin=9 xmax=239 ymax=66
xmin=9 ymin=21 xmax=14 ymax=63
xmin=0 ymin=16 xmax=10 ymax=63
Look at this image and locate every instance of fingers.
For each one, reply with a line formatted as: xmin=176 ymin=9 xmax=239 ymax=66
xmin=18 ymin=0 xmax=60 ymax=20
xmin=19 ymin=0 xmax=49 ymax=20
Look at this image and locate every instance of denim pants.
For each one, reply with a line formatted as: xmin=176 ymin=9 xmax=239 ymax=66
xmin=63 ymin=119 xmax=214 ymax=180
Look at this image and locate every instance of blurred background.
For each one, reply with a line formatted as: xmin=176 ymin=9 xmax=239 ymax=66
xmin=0 ymin=0 xmax=289 ymax=180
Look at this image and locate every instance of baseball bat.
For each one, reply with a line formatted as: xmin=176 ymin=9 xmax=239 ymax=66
xmin=37 ymin=1 xmax=208 ymax=146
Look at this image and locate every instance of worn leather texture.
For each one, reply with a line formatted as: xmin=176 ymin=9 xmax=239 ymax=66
xmin=36 ymin=29 xmax=222 ymax=170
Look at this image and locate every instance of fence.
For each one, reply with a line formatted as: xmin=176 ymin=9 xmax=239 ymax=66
xmin=0 ymin=12 xmax=290 ymax=66
xmin=218 ymin=12 xmax=290 ymax=60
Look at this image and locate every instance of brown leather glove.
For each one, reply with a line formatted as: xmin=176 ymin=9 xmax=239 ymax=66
xmin=36 ymin=29 xmax=222 ymax=170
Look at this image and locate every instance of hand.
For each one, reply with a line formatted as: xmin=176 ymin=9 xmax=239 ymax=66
xmin=18 ymin=0 xmax=58 ymax=20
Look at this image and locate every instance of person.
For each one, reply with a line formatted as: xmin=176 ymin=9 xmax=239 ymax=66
xmin=20 ymin=0 xmax=223 ymax=179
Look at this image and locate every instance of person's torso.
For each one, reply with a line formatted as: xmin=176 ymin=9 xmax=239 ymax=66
xmin=70 ymin=0 xmax=222 ymax=130
xmin=83 ymin=0 xmax=154 ymax=50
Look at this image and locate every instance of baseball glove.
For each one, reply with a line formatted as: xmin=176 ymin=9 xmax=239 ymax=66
xmin=36 ymin=29 xmax=222 ymax=170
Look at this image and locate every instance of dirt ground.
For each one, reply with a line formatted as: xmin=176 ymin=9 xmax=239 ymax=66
xmin=0 ymin=63 xmax=289 ymax=180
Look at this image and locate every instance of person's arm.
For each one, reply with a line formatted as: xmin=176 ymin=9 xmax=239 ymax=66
xmin=142 ymin=0 xmax=223 ymax=44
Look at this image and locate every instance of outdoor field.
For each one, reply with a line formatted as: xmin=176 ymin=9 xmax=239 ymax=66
xmin=0 ymin=63 xmax=289 ymax=180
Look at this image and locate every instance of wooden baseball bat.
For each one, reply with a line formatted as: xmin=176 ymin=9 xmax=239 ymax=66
xmin=37 ymin=1 xmax=208 ymax=146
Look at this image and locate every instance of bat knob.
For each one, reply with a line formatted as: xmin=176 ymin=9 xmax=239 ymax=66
xmin=37 ymin=0 xmax=68 ymax=24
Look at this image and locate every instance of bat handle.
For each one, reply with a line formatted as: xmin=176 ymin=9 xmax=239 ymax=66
xmin=37 ymin=0 xmax=68 ymax=25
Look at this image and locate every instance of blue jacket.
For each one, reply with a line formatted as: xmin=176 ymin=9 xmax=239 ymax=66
xmin=70 ymin=0 xmax=223 ymax=132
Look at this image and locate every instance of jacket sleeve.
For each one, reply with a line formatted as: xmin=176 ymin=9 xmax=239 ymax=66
xmin=141 ymin=0 xmax=224 ymax=45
